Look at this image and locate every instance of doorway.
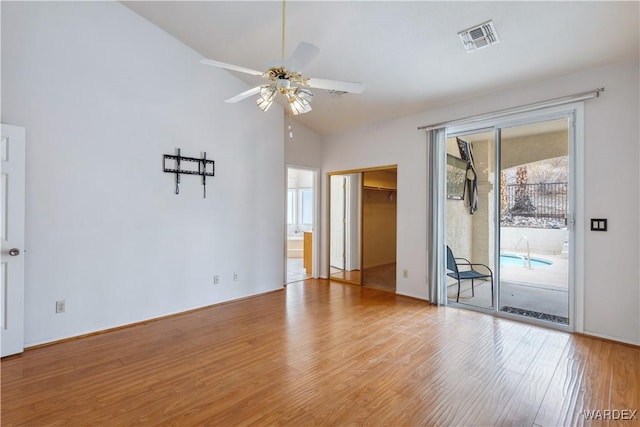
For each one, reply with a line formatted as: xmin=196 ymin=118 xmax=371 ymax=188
xmin=498 ymin=118 xmax=570 ymax=324
xmin=445 ymin=129 xmax=495 ymax=310
xmin=444 ymin=113 xmax=573 ymax=327
xmin=328 ymin=166 xmax=397 ymax=292
xmin=362 ymin=169 xmax=397 ymax=292
xmin=1 ymin=124 xmax=26 ymax=357
xmin=286 ymin=167 xmax=316 ymax=284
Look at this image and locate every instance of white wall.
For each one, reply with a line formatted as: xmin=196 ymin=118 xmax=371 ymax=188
xmin=322 ymin=61 xmax=640 ymax=344
xmin=285 ymin=120 xmax=323 ymax=169
xmin=1 ymin=2 xmax=285 ymax=346
xmin=322 ymin=122 xmax=427 ymax=298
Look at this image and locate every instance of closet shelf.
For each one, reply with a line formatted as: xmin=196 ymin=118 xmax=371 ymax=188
xmin=363 ymin=186 xmax=397 ymax=192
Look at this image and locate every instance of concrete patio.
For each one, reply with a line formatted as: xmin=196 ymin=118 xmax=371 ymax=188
xmin=448 ymin=253 xmax=569 ymax=323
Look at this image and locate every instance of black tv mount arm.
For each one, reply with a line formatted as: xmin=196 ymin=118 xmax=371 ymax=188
xmin=163 ymin=148 xmax=215 ymax=198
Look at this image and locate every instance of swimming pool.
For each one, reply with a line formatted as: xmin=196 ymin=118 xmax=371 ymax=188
xmin=500 ymin=254 xmax=552 ymax=268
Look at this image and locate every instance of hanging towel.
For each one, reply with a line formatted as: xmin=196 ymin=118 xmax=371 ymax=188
xmin=457 ymin=138 xmax=478 ymax=214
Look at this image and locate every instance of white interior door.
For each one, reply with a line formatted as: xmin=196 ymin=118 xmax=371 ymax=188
xmin=1 ymin=124 xmax=26 ymax=357
xmin=330 ymin=175 xmax=346 ymax=269
xmin=345 ymin=173 xmax=361 ymax=271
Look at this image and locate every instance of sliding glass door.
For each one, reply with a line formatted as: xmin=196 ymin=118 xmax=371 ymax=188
xmin=498 ymin=118 xmax=570 ymax=324
xmin=444 ymin=111 xmax=574 ymax=328
xmin=445 ymin=129 xmax=496 ymax=310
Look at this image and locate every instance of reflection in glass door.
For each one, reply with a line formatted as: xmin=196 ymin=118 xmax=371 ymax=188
xmin=329 ymin=173 xmax=361 ymax=284
xmin=498 ymin=118 xmax=570 ymax=324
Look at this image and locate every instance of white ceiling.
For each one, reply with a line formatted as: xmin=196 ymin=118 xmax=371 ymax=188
xmin=122 ymin=1 xmax=639 ymax=136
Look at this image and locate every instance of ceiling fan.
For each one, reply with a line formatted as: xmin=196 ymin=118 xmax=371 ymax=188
xmin=200 ymin=1 xmax=365 ymax=115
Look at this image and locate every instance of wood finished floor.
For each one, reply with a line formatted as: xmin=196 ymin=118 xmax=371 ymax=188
xmin=329 ymin=267 xmax=361 ymax=284
xmin=2 ymin=279 xmax=639 ymax=426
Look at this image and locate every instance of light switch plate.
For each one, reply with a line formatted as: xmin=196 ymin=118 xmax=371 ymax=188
xmin=590 ymin=218 xmax=607 ymax=231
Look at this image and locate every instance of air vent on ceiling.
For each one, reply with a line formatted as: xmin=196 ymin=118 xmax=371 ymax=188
xmin=458 ymin=20 xmax=500 ymax=52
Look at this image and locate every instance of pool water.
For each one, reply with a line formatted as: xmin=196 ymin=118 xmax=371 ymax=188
xmin=500 ymin=254 xmax=552 ymax=268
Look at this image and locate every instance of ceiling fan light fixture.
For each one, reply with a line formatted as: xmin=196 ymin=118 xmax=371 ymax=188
xmin=256 ymin=85 xmax=276 ymax=112
xmin=201 ymin=0 xmax=364 ymax=114
xmin=288 ymin=87 xmax=313 ymax=115
xmin=289 ymin=97 xmax=311 ymax=115
xmin=276 ymin=78 xmax=291 ymax=90
xmin=296 ymin=87 xmax=313 ymax=101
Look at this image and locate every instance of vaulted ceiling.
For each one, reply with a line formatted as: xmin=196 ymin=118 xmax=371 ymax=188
xmin=122 ymin=1 xmax=639 ymax=135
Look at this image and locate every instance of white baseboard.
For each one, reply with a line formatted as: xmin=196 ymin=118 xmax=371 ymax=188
xmin=582 ymin=330 xmax=640 ymax=346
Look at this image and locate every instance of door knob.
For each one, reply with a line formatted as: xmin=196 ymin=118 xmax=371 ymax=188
xmin=9 ymin=248 xmax=20 ymax=256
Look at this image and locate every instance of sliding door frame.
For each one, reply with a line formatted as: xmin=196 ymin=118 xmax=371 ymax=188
xmin=439 ymin=102 xmax=585 ymax=333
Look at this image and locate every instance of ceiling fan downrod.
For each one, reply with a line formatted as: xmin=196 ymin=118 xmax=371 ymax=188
xmin=281 ymin=0 xmax=286 ymax=62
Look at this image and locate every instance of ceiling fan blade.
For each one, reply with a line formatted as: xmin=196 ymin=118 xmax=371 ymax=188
xmin=225 ymin=86 xmax=262 ymax=103
xmin=201 ymin=58 xmax=264 ymax=77
xmin=306 ymin=78 xmax=366 ymax=94
xmin=285 ymin=42 xmax=320 ymax=72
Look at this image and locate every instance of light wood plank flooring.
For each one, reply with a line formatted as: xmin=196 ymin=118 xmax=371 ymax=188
xmin=329 ymin=267 xmax=361 ymax=284
xmin=2 ymin=279 xmax=639 ymax=426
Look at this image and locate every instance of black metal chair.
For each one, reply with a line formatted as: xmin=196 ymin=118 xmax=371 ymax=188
xmin=446 ymin=246 xmax=494 ymax=303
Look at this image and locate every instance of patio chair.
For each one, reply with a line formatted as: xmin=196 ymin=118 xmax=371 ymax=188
xmin=446 ymin=246 xmax=494 ymax=303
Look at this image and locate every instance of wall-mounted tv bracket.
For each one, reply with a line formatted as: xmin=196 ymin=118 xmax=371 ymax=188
xmin=163 ymin=148 xmax=215 ymax=198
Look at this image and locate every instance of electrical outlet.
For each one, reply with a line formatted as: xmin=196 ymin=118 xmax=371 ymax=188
xmin=213 ymin=275 xmax=219 ymax=285
xmin=233 ymin=272 xmax=239 ymax=281
xmin=403 ymin=269 xmax=409 ymax=278
xmin=55 ymin=300 xmax=65 ymax=314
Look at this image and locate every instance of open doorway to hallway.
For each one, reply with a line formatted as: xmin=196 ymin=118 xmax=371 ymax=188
xmin=286 ymin=167 xmax=316 ymax=284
